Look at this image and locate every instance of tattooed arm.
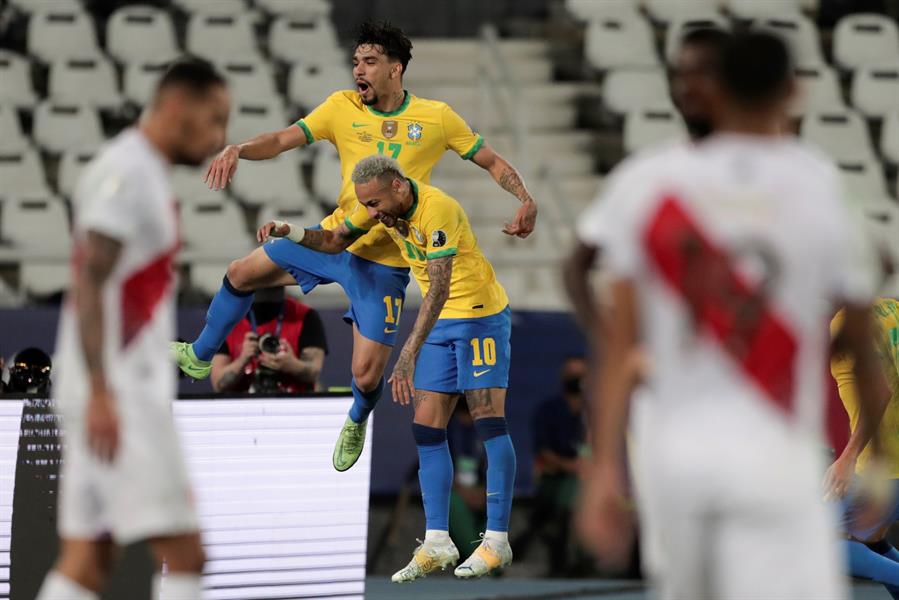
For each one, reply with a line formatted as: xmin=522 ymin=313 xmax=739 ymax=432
xmin=471 ymin=142 xmax=538 ymax=238
xmin=75 ymin=230 xmax=123 ymax=463
xmin=390 ymin=256 xmax=453 ymax=405
xmin=257 ymin=220 xmax=362 ymax=254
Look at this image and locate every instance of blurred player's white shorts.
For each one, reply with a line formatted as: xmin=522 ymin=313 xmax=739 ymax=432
xmin=57 ymin=392 xmax=198 ymax=545
xmin=636 ymin=407 xmax=847 ymax=600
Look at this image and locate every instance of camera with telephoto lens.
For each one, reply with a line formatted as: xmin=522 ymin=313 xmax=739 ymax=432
xmin=252 ymin=333 xmax=283 ymax=393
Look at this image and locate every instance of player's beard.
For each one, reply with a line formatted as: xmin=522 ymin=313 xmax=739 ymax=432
xmin=360 ymin=92 xmax=378 ymax=106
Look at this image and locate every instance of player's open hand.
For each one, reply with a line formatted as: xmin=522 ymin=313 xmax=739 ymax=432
xmin=257 ymin=221 xmax=291 ymax=243
xmin=389 ymin=350 xmax=416 ymax=406
xmin=823 ymin=452 xmax=856 ymax=500
xmin=502 ymin=199 xmax=537 ymax=238
xmin=576 ymin=461 xmax=634 ymax=571
xmin=87 ymin=385 xmax=120 ymax=463
xmin=205 ymin=144 xmax=240 ymax=191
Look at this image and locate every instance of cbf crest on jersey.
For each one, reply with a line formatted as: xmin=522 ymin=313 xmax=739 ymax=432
xmin=382 ymin=120 xmax=398 ymax=139
xmin=407 ymin=122 xmax=423 ymax=141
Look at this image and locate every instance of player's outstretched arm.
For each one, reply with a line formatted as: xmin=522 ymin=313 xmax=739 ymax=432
xmin=390 ymin=256 xmax=453 ymax=406
xmin=470 ymin=142 xmax=538 ymax=238
xmin=205 ymin=124 xmax=308 ymax=191
xmin=257 ymin=219 xmax=361 ymax=254
xmin=75 ymin=230 xmax=123 ymax=463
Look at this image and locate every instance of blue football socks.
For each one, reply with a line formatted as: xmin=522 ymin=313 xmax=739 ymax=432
xmin=192 ymin=276 xmax=254 ymax=361
xmin=474 ymin=417 xmax=516 ymax=532
xmin=413 ymin=423 xmax=453 ymax=532
xmin=348 ymin=377 xmax=384 ymax=424
xmin=846 ymin=539 xmax=899 ymax=599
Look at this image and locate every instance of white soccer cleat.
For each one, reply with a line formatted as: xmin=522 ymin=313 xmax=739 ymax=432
xmin=391 ymin=538 xmax=460 ymax=583
xmin=454 ymin=534 xmax=513 ymax=578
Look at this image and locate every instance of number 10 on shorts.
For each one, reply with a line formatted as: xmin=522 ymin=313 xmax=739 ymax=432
xmin=470 ymin=337 xmax=497 ymax=366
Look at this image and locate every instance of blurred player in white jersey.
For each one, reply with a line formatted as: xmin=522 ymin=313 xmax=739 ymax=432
xmin=37 ymin=59 xmax=230 ymax=600
xmin=576 ymin=32 xmax=886 ymax=599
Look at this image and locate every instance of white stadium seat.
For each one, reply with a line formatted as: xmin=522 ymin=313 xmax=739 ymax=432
xmin=268 ymin=16 xmax=343 ymax=65
xmin=20 ymin=262 xmax=72 ymax=298
xmin=664 ymin=13 xmax=729 ymax=63
xmin=57 ymin=150 xmax=95 ymax=198
xmin=726 ymin=0 xmax=803 ymax=19
xmin=645 ymin=0 xmax=722 ymax=24
xmin=311 ymin=145 xmax=342 ymax=201
xmin=800 ymin=110 xmax=875 ymax=162
xmin=565 ymin=0 xmax=640 ymax=21
xmin=1 ymin=198 xmax=70 ymax=254
xmin=754 ymin=14 xmax=824 ymax=67
xmin=791 ymin=65 xmax=845 ymax=117
xmin=585 ymin=14 xmax=659 ymax=71
xmin=0 ymin=104 xmax=29 ymax=152
xmin=171 ymin=166 xmax=223 ymax=206
xmin=9 ymin=0 xmax=82 ymax=14
xmin=851 ymin=65 xmax=899 ymax=119
xmin=624 ymin=106 xmax=688 ymax=154
xmin=27 ymin=9 xmax=100 ymax=63
xmin=288 ymin=62 xmax=354 ymax=109
xmin=603 ymin=68 xmax=670 ymax=115
xmin=0 ymin=51 xmax=38 ymax=109
xmin=173 ymin=0 xmax=248 ymax=16
xmin=106 ymin=5 xmax=179 ymax=65
xmin=881 ymin=111 xmax=899 ymax=165
xmin=179 ymin=201 xmax=253 ymax=256
xmin=228 ymin=100 xmax=288 ymax=146
xmin=837 ymin=159 xmax=888 ymax=199
xmin=230 ymin=152 xmax=308 ymax=208
xmin=48 ymin=56 xmax=122 ymax=110
xmin=189 ymin=262 xmax=231 ymax=298
xmin=0 ymin=149 xmax=52 ymax=198
xmin=833 ymin=13 xmax=899 ymax=71
xmin=187 ymin=13 xmax=260 ymax=61
xmin=256 ymin=0 xmax=331 ymax=19
xmin=123 ymin=61 xmax=169 ymax=106
xmin=33 ymin=101 xmax=104 ymax=154
xmin=216 ymin=58 xmax=278 ymax=104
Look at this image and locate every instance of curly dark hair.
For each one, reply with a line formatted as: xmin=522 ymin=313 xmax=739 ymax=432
xmin=353 ymin=20 xmax=413 ymax=74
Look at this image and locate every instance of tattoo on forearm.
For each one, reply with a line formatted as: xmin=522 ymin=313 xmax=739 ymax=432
xmin=299 ymin=228 xmax=330 ymax=251
xmin=498 ymin=167 xmax=534 ymax=204
xmin=299 ymin=226 xmax=360 ymax=253
xmin=403 ymin=257 xmax=453 ymax=357
xmin=465 ymin=388 xmax=497 ymax=419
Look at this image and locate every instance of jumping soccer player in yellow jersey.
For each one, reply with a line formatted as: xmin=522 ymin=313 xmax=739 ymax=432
xmin=827 ymin=298 xmax=899 ymax=597
xmin=258 ymin=155 xmax=516 ymax=581
xmin=170 ymin=20 xmax=537 ymax=473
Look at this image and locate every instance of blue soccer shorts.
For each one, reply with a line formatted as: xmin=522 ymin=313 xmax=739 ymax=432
xmin=264 ymin=238 xmax=410 ymax=346
xmin=414 ymin=306 xmax=512 ymax=393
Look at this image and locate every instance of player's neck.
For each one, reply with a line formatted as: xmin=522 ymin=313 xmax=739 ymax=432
xmin=373 ymin=88 xmax=406 ymax=114
xmin=138 ymin=119 xmax=173 ymax=164
xmin=715 ymin=109 xmax=783 ymax=138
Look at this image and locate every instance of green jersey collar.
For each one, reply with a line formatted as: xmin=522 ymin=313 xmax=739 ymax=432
xmin=366 ymin=90 xmax=411 ymax=117
xmin=403 ymin=178 xmax=419 ymax=220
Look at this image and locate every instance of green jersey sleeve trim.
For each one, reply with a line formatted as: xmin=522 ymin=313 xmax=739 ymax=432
xmin=344 ymin=216 xmax=370 ymax=235
xmin=461 ymin=136 xmax=484 ymax=160
xmin=296 ymin=120 xmax=315 ymax=145
xmin=427 ymin=247 xmax=458 ymax=259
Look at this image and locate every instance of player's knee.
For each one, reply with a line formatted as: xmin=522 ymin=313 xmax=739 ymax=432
xmin=225 ymin=259 xmax=253 ymax=292
xmin=351 ymin=359 xmax=382 ymax=392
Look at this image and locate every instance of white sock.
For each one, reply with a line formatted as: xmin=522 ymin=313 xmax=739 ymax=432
xmin=153 ymin=572 xmax=203 ymax=600
xmin=36 ymin=571 xmax=99 ymax=600
xmin=484 ymin=530 xmax=508 ymax=544
xmin=424 ymin=529 xmax=450 ymax=543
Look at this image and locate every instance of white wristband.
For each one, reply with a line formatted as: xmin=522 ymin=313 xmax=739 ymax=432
xmin=273 ymin=220 xmax=305 ymax=244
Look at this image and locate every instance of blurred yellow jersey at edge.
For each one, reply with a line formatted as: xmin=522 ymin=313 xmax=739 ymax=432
xmin=831 ymin=298 xmax=899 ymax=475
xmin=297 ymin=90 xmax=483 ymax=268
xmin=346 ymin=179 xmax=508 ymax=320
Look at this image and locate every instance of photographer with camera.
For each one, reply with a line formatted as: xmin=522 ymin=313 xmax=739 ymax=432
xmin=211 ymin=287 xmax=328 ymax=394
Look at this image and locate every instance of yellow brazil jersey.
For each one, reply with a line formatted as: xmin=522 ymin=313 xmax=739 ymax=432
xmin=831 ymin=298 xmax=899 ymax=476
xmin=346 ymin=179 xmax=508 ymax=320
xmin=296 ymin=90 xmax=484 ymax=268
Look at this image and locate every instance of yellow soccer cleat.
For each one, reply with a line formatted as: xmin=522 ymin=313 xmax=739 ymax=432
xmin=170 ymin=341 xmax=211 ymax=380
xmin=391 ymin=538 xmax=460 ymax=583
xmin=454 ymin=534 xmax=512 ymax=578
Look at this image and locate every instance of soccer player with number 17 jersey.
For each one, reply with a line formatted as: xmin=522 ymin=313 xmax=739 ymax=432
xmin=170 ymin=21 xmax=537 ymax=475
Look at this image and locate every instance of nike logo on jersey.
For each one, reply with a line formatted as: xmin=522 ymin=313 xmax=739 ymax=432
xmin=473 ymin=369 xmax=491 ymax=378
xmin=486 ymin=491 xmax=500 ymax=497
xmin=384 ymin=327 xmax=398 ymax=334
xmin=352 ymin=122 xmax=368 ymax=128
